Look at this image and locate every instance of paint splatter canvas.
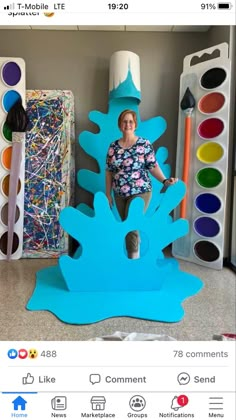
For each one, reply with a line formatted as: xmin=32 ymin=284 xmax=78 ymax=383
xmin=22 ymin=90 xmax=75 ymax=258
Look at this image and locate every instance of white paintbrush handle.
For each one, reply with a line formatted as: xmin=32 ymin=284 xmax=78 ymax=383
xmin=7 ymin=132 xmax=24 ymax=260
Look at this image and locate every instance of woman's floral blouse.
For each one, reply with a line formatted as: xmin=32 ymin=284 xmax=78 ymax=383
xmin=106 ymin=137 xmax=157 ymax=197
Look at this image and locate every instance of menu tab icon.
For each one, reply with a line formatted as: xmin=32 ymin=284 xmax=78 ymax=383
xmin=209 ymin=397 xmax=224 ymax=411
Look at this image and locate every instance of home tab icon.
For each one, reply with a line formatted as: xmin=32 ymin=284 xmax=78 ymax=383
xmin=91 ymin=396 xmax=106 ymax=410
xmin=12 ymin=396 xmax=27 ymax=411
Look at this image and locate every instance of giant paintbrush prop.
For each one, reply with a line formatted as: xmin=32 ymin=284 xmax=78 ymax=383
xmin=6 ymin=98 xmax=29 ymax=260
xmin=180 ymin=87 xmax=196 ymax=219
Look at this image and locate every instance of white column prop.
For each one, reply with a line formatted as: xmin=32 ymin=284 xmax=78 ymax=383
xmin=109 ymin=50 xmax=141 ymax=102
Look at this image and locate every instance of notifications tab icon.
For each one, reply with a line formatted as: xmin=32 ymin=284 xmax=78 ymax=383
xmin=51 ymin=396 xmax=67 ymax=410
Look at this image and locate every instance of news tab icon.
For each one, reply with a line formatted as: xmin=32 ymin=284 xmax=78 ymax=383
xmin=51 ymin=396 xmax=67 ymax=410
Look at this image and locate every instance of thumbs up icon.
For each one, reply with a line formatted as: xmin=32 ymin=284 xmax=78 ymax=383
xmin=22 ymin=373 xmax=34 ymax=384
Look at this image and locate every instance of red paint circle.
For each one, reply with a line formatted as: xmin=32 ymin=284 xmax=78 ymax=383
xmin=177 ymin=395 xmax=189 ymax=407
xmin=198 ymin=118 xmax=224 ymax=139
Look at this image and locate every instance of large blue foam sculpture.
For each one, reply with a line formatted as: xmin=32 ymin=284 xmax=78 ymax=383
xmin=27 ymin=51 xmax=203 ymax=324
xmin=27 ymin=185 xmax=203 ymax=323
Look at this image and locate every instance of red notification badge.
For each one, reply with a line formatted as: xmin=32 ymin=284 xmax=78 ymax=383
xmin=177 ymin=395 xmax=189 ymax=407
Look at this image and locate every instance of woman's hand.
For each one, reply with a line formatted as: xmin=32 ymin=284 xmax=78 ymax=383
xmin=164 ymin=177 xmax=178 ymax=186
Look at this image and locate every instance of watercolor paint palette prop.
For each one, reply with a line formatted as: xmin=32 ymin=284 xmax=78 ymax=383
xmin=173 ymin=43 xmax=231 ymax=270
xmin=0 ymin=57 xmax=25 ymax=260
xmin=22 ymin=90 xmax=75 ymax=258
xmin=27 ymin=188 xmax=203 ymax=324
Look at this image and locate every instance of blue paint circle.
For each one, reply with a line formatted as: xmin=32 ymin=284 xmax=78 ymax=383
xmin=2 ymin=61 xmax=22 ymax=86
xmin=195 ymin=193 xmax=221 ymax=214
xmin=194 ymin=217 xmax=220 ymax=238
xmin=2 ymin=90 xmax=21 ymax=112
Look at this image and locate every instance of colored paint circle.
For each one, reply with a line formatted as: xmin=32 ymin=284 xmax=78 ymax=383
xmin=194 ymin=240 xmax=220 ymax=262
xmin=1 ymin=203 xmax=20 ymax=226
xmin=195 ymin=193 xmax=221 ymax=214
xmin=1 ymin=174 xmax=21 ymax=197
xmin=1 ymin=61 xmax=21 ymax=86
xmin=194 ymin=217 xmax=220 ymax=238
xmin=2 ymin=90 xmax=21 ymax=113
xmin=196 ymin=167 xmax=222 ymax=188
xmin=200 ymin=68 xmax=227 ymax=89
xmin=2 ymin=121 xmax=12 ymax=141
xmin=1 ymin=146 xmax=12 ymax=170
xmin=197 ymin=142 xmax=224 ymax=164
xmin=198 ymin=92 xmax=225 ymax=114
xmin=198 ymin=118 xmax=224 ymax=139
xmin=0 ymin=231 xmax=19 ymax=256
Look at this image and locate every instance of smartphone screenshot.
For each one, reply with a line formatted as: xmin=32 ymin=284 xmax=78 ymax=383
xmin=0 ymin=1 xmax=235 ymax=419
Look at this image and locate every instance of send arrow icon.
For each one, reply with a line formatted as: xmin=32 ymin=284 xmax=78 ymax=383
xmin=12 ymin=396 xmax=27 ymax=411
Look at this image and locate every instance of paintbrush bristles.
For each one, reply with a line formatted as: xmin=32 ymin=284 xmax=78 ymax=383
xmin=6 ymin=98 xmax=29 ymax=132
xmin=180 ymin=87 xmax=196 ymax=111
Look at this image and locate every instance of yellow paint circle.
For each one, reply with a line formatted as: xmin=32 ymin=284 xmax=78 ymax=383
xmin=196 ymin=142 xmax=224 ymax=164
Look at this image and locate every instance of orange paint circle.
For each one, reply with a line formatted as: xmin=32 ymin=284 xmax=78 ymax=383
xmin=1 ymin=146 xmax=12 ymax=170
xmin=1 ymin=174 xmax=21 ymax=197
xmin=198 ymin=92 xmax=225 ymax=114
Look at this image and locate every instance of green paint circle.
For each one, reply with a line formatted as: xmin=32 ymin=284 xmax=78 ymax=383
xmin=196 ymin=168 xmax=223 ymax=188
xmin=197 ymin=142 xmax=224 ymax=164
xmin=2 ymin=122 xmax=12 ymax=141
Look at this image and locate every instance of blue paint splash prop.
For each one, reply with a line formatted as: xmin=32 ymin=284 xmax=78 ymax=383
xmin=27 ymin=60 xmax=203 ymax=324
xmin=27 ymin=184 xmax=203 ymax=324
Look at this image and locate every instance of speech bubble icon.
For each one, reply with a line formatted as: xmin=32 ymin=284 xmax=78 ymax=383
xmin=89 ymin=374 xmax=101 ymax=385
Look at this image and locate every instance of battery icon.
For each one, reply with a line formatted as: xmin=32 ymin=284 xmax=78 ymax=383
xmin=217 ymin=3 xmax=232 ymax=8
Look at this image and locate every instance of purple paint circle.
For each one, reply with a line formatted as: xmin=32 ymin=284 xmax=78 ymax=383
xmin=194 ymin=217 xmax=220 ymax=238
xmin=194 ymin=240 xmax=220 ymax=262
xmin=195 ymin=193 xmax=221 ymax=214
xmin=198 ymin=118 xmax=224 ymax=139
xmin=1 ymin=61 xmax=21 ymax=86
xmin=2 ymin=90 xmax=21 ymax=113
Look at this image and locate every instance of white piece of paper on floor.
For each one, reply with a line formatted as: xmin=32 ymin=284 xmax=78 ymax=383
xmin=89 ymin=331 xmax=177 ymax=341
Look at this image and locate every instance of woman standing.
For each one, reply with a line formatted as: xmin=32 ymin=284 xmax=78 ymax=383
xmin=106 ymin=109 xmax=177 ymax=259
